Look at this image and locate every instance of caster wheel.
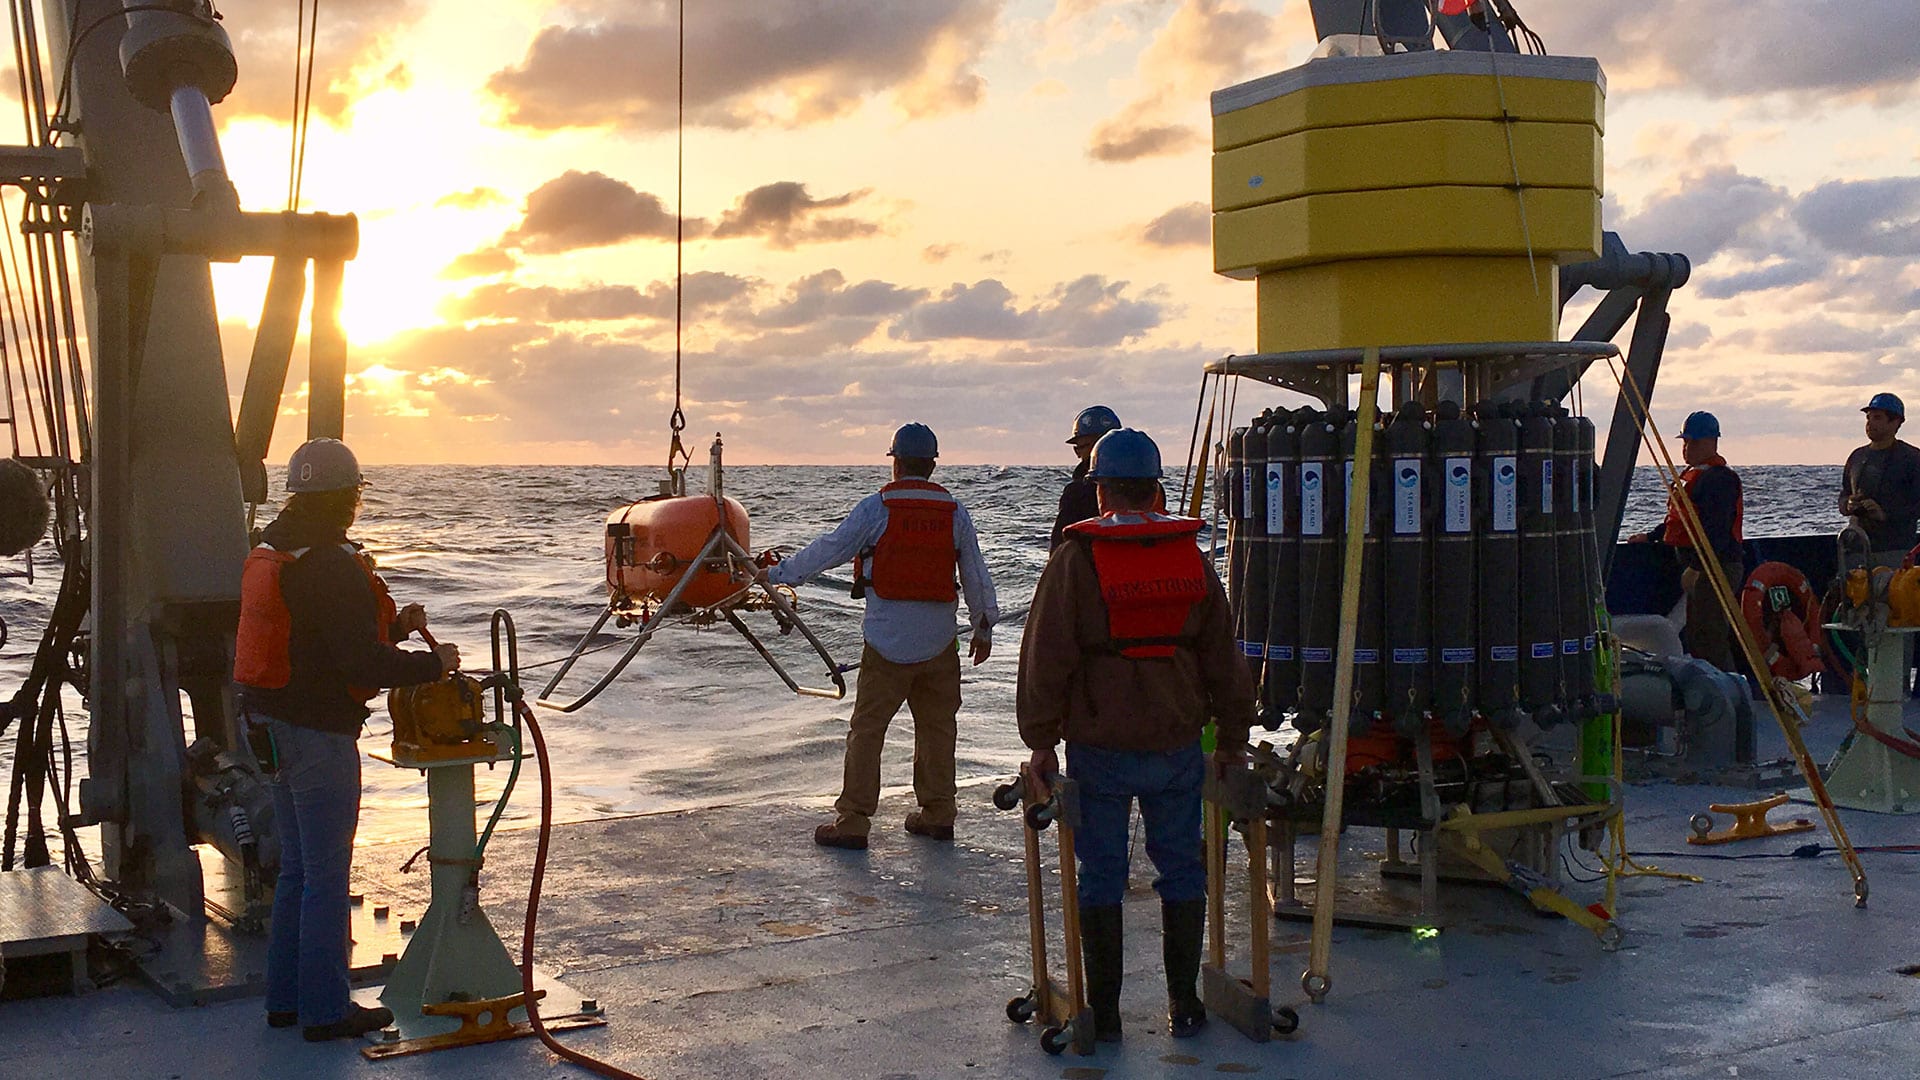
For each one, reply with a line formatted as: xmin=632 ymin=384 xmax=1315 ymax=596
xmin=1273 ymin=1005 xmax=1299 ymax=1035
xmin=1039 ymin=1025 xmax=1070 ymax=1055
xmin=993 ymin=782 xmax=1022 ymax=812
xmin=1689 ymin=813 xmax=1714 ymax=838
xmin=1006 ymin=995 xmax=1037 ymax=1024
xmin=1025 ymin=801 xmax=1056 ymax=831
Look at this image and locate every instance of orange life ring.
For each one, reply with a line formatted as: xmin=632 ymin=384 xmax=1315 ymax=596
xmin=1740 ymin=561 xmax=1827 ymax=680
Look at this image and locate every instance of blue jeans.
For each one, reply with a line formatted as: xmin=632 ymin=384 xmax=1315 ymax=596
xmin=1066 ymin=741 xmax=1205 ymax=909
xmin=262 ymin=717 xmax=362 ymax=1026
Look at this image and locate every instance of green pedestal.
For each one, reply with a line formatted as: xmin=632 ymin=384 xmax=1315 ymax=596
xmin=1822 ymin=628 xmax=1920 ymax=814
xmin=380 ymin=763 xmax=524 ymax=1015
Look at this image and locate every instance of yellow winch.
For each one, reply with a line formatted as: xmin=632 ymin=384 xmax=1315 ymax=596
xmin=389 ymin=673 xmax=494 ymax=763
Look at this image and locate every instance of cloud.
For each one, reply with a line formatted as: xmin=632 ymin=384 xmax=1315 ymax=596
xmin=220 ymin=0 xmax=428 ymax=121
xmin=1609 ymin=166 xmax=1791 ymax=265
xmin=486 ymin=0 xmax=999 ymax=132
xmin=442 ymin=247 xmax=519 ymax=279
xmin=505 ymin=170 xmax=707 ymax=255
xmin=1089 ymin=112 xmax=1201 ymax=162
xmin=1794 ymin=177 xmax=1920 ymax=257
xmin=711 ymin=183 xmax=884 ymax=249
xmin=437 ymin=187 xmax=505 ymax=210
xmin=1527 ymin=2 xmax=1920 ymax=100
xmin=746 ymin=271 xmax=926 ymax=329
xmin=1142 ymin=202 xmax=1209 ymax=247
xmin=889 ymin=275 xmax=1166 ymax=346
xmin=1086 ymin=0 xmax=1298 ymax=163
xmin=445 ymin=272 xmax=758 ymax=323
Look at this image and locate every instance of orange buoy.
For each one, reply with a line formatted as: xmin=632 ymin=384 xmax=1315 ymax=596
xmin=605 ymin=495 xmax=750 ymax=610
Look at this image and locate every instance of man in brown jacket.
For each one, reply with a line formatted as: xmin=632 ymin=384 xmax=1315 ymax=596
xmin=1016 ymin=428 xmax=1256 ymax=1043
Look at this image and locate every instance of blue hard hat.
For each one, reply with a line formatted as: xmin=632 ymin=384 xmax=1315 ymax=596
xmin=1088 ymin=428 xmax=1162 ymax=480
xmin=1068 ymin=405 xmax=1122 ymax=443
xmin=285 ymin=437 xmax=365 ymax=492
xmin=1677 ymin=411 xmax=1720 ymax=440
xmin=1863 ymin=392 xmax=1906 ymax=420
xmin=887 ymin=422 xmax=939 ymax=459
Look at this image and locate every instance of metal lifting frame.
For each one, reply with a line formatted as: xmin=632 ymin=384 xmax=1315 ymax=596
xmin=535 ymin=524 xmax=847 ymax=713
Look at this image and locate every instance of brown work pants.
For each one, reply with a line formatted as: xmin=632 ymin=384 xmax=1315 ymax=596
xmin=833 ymin=641 xmax=962 ymax=837
xmin=1682 ymin=558 xmax=1745 ymax=673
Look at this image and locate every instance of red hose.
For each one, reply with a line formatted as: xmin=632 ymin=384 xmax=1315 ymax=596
xmin=516 ymin=698 xmax=651 ymax=1080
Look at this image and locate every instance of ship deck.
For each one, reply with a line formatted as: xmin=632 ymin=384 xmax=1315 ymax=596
xmin=3 ymin=703 xmax=1919 ymax=1079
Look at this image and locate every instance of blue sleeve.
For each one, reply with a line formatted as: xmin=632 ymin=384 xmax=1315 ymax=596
xmin=954 ymin=503 xmax=999 ymax=642
xmin=767 ymin=495 xmax=887 ymax=586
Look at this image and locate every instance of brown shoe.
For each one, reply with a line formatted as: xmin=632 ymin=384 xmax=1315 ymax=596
xmin=904 ymin=811 xmax=954 ymax=841
xmin=814 ymin=823 xmax=868 ymax=850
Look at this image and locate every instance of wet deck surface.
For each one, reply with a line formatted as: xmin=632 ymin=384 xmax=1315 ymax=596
xmin=3 ymin=709 xmax=1920 ymax=1079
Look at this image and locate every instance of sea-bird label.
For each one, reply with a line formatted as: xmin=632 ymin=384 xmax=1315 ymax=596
xmin=1490 ymin=645 xmax=1519 ymax=662
xmin=1492 ymin=456 xmax=1518 ymax=532
xmin=1531 ymin=642 xmax=1556 ymax=659
xmin=1394 ymin=459 xmax=1421 ymax=535
xmin=1354 ymin=649 xmax=1380 ymax=664
xmin=1303 ymin=647 xmax=1332 ymax=663
xmin=1392 ymin=648 xmax=1429 ymax=664
xmin=1241 ymin=466 xmax=1252 ymax=521
xmin=1267 ymin=466 xmax=1285 ymax=534
xmin=1541 ymin=459 xmax=1554 ymax=515
xmin=1441 ymin=647 xmax=1474 ymax=664
xmin=1267 ymin=645 xmax=1295 ymax=661
xmin=1300 ymin=462 xmax=1324 ymax=536
xmin=1444 ymin=457 xmax=1471 ymax=533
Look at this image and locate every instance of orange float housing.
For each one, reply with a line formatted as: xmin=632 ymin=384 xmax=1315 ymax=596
xmin=605 ymin=495 xmax=751 ymax=610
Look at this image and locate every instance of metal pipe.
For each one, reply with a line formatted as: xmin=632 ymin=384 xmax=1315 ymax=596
xmin=167 ymin=85 xmax=235 ymax=211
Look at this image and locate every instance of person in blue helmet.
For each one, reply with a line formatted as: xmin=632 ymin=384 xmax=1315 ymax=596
xmin=763 ymin=422 xmax=999 ymax=850
xmin=1839 ymin=392 xmax=1920 ymax=568
xmin=1017 ymin=428 xmax=1254 ymax=1043
xmin=1050 ymin=405 xmax=1123 ymax=548
xmin=1630 ymin=411 xmax=1744 ymax=671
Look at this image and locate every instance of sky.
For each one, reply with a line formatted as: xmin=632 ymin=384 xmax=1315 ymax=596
xmin=54 ymin=2 xmax=1920 ymax=464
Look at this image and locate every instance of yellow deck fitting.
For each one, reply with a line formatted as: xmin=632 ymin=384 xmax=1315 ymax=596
xmin=1214 ymin=183 xmax=1601 ymax=279
xmin=1255 ymin=256 xmax=1560 ymax=351
xmin=1211 ymin=53 xmax=1606 ymax=152
xmin=1213 ymin=118 xmax=1601 ymax=213
xmin=1687 ymin=794 xmax=1815 ymax=846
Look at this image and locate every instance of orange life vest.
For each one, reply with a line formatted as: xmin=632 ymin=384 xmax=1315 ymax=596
xmin=234 ymin=542 xmax=396 ymax=702
xmin=1066 ymin=512 xmax=1208 ymax=659
xmin=1662 ymin=457 xmax=1744 ymax=551
xmin=855 ymin=479 xmax=959 ymax=603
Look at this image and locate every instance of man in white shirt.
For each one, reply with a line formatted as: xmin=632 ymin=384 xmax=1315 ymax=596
xmin=765 ymin=423 xmax=998 ymax=849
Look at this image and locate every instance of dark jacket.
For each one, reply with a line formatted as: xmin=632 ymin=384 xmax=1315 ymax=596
xmin=1016 ymin=534 xmax=1255 ymax=754
xmin=1842 ymin=440 xmax=1920 ymax=553
xmin=1650 ymin=463 xmax=1742 ymax=569
xmin=1049 ymin=459 xmax=1100 ymax=548
xmin=237 ymin=509 xmax=442 ymax=735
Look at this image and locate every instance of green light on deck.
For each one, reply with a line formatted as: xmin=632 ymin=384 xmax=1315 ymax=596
xmin=1413 ymin=926 xmax=1441 ymax=940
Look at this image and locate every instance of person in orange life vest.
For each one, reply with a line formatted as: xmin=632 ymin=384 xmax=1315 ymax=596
xmin=1052 ymin=405 xmax=1122 ymax=548
xmin=1017 ymin=428 xmax=1255 ymax=1042
xmin=759 ymin=422 xmax=999 ymax=850
xmin=1628 ymin=411 xmax=1744 ymax=671
xmin=235 ymin=438 xmax=457 ymax=1042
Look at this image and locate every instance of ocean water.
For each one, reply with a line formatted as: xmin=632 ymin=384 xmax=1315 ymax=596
xmin=0 ymin=462 xmax=1854 ymax=853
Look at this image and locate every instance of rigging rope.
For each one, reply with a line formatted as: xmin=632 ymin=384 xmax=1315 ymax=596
xmin=289 ymin=0 xmax=319 ymax=212
xmin=665 ymin=0 xmax=689 ymax=492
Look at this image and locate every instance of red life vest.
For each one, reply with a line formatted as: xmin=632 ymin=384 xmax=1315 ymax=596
xmin=1662 ymin=457 xmax=1744 ymax=550
xmin=234 ymin=542 xmax=396 ymax=702
xmin=855 ymin=479 xmax=959 ymax=603
xmin=1066 ymin=512 xmax=1209 ymax=659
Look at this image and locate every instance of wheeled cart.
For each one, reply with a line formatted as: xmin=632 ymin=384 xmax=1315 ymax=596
xmin=994 ymin=767 xmax=1095 ymax=1056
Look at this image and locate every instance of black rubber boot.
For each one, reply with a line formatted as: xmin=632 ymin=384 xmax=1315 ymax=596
xmin=1079 ymin=904 xmax=1124 ymax=1042
xmin=1162 ymin=898 xmax=1208 ymax=1038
